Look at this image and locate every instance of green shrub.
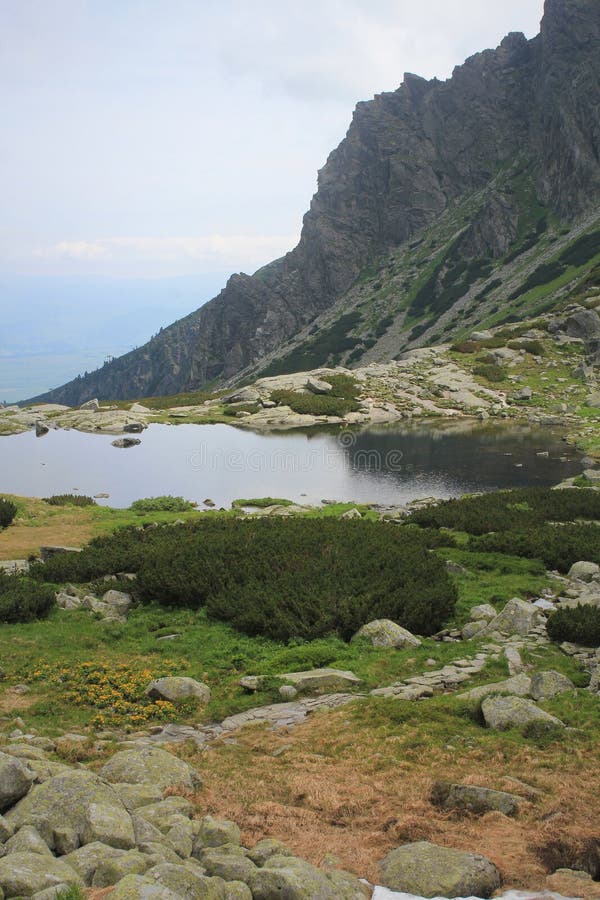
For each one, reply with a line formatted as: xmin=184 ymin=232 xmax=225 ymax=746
xmin=270 ymin=389 xmax=359 ymax=417
xmin=32 ymin=518 xmax=457 ymax=641
xmin=408 ymin=488 xmax=600 ymax=536
xmin=44 ymin=494 xmax=96 ymax=507
xmin=0 ymin=498 xmax=17 ymax=528
xmin=547 ymin=604 xmax=600 ymax=647
xmin=473 ymin=363 xmax=506 ymax=383
xmin=129 ymin=496 xmax=196 ymax=513
xmin=468 ymin=524 xmax=600 ymax=573
xmin=0 ymin=574 xmax=55 ymax=623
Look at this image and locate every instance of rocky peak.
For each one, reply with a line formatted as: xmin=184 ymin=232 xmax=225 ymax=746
xmin=27 ymin=0 xmax=600 ymax=406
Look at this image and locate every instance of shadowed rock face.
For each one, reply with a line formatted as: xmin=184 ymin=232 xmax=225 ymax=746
xmin=30 ymin=0 xmax=600 ymax=406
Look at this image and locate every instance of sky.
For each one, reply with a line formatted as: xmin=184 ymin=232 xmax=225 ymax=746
xmin=0 ymin=0 xmax=545 ymax=399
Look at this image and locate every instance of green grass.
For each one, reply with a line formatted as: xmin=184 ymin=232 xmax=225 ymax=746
xmin=231 ymin=497 xmax=295 ymax=509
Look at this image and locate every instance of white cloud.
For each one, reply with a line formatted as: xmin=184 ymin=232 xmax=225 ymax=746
xmin=34 ymin=234 xmax=299 ymax=273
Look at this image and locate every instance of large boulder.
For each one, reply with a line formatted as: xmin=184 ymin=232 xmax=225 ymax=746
xmin=562 ymin=309 xmax=600 ymax=340
xmin=107 ymin=873 xmax=181 ymax=899
xmin=378 ymin=841 xmax=501 ymax=898
xmin=102 ymin=589 xmax=133 ymax=614
xmin=248 ymin=854 xmax=367 ymax=899
xmin=462 ymin=673 xmax=532 ymax=702
xmin=476 ymin=598 xmax=545 ymax=637
xmin=100 ymin=746 xmax=201 ymax=792
xmin=352 ymin=620 xmax=421 ymax=649
xmin=470 ymin=604 xmax=497 ymax=621
xmin=64 ymin=840 xmax=128 ymax=885
xmin=305 ymin=377 xmax=332 ymax=395
xmin=568 ymin=561 xmax=600 ymax=582
xmin=279 ymin=668 xmax=360 ymax=693
xmin=530 ymin=670 xmax=575 ymax=701
xmin=146 ymin=862 xmax=245 ymax=898
xmin=0 ymin=852 xmax=82 ymax=896
xmin=194 ymin=816 xmax=241 ymax=850
xmin=198 ymin=844 xmax=257 ymax=883
xmin=481 ymin=696 xmax=565 ymax=733
xmin=0 ymin=751 xmax=35 ymax=812
xmin=145 ymin=676 xmax=211 ymax=704
xmin=5 ymin=770 xmax=135 ymax=853
xmin=430 ymin=782 xmax=521 ymax=817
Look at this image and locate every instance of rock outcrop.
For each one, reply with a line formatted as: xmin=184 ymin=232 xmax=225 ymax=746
xmin=28 ymin=0 xmax=600 ymax=406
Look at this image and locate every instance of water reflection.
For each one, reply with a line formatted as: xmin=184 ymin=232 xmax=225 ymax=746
xmin=0 ymin=421 xmax=583 ymax=509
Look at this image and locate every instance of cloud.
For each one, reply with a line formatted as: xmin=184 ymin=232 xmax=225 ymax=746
xmin=34 ymin=234 xmax=299 ymax=272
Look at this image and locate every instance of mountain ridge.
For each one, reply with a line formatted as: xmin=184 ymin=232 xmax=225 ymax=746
xmin=27 ymin=0 xmax=600 ymax=406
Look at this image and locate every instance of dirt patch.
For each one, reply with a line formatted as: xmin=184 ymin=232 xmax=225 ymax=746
xmin=185 ymin=708 xmax=600 ymax=891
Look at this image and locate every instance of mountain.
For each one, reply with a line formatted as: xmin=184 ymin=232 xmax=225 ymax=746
xmin=28 ymin=0 xmax=600 ymax=406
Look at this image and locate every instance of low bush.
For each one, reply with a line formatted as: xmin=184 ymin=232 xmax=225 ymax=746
xmin=44 ymin=494 xmax=96 ymax=507
xmin=32 ymin=518 xmax=457 ymax=641
xmin=0 ymin=574 xmax=55 ymax=623
xmin=0 ymin=498 xmax=17 ymax=527
xmin=408 ymin=488 xmax=600 ymax=536
xmin=547 ymin=604 xmax=600 ymax=647
xmin=468 ymin=524 xmax=600 ymax=573
xmin=129 ymin=496 xmax=196 ymax=513
xmin=472 ymin=363 xmax=506 ymax=383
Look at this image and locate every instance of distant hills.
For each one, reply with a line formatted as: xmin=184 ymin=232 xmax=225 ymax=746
xmin=28 ymin=0 xmax=600 ymax=406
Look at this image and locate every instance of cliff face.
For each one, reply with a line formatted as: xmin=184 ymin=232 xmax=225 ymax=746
xmin=29 ymin=0 xmax=600 ymax=405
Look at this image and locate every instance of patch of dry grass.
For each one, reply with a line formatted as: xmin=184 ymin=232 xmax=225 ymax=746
xmin=179 ymin=707 xmax=600 ymax=891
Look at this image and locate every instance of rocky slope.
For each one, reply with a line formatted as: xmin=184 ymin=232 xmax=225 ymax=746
xmin=28 ymin=0 xmax=600 ymax=406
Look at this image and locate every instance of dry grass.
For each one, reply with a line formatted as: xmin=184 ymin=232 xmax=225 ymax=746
xmin=0 ymin=496 xmax=94 ymax=559
xmin=0 ymin=689 xmax=38 ymax=714
xmin=180 ymin=707 xmax=600 ymax=892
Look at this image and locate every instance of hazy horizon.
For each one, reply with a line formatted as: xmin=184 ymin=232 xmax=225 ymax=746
xmin=1 ymin=0 xmax=545 ymax=401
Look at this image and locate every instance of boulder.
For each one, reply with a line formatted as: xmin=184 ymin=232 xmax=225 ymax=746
xmin=278 ymin=668 xmax=360 ymax=693
xmin=5 ymin=770 xmax=135 ymax=853
xmin=568 ymin=561 xmax=600 ymax=582
xmin=113 ymin=783 xmax=164 ymax=812
xmin=92 ymin=849 xmax=152 ymax=887
xmin=462 ymin=621 xmax=486 ymax=640
xmin=247 ymin=839 xmax=293 ymax=867
xmin=378 ymin=841 xmax=501 ymax=898
xmin=248 ymin=854 xmax=367 ymax=899
xmin=123 ymin=423 xmax=145 ymax=434
xmin=146 ymin=862 xmax=238 ymax=897
xmin=482 ymin=696 xmax=565 ymax=733
xmin=353 ymin=619 xmax=421 ymax=649
xmin=0 ymin=852 xmax=82 ymax=895
xmin=470 ymin=604 xmax=497 ymax=621
xmin=476 ymin=598 xmax=544 ymax=637
xmin=64 ymin=840 xmax=128 ymax=885
xmin=430 ymin=782 xmax=521 ymax=817
xmin=194 ymin=816 xmax=241 ymax=851
xmin=145 ymin=677 xmax=211 ymax=705
xmin=462 ymin=673 xmax=532 ymax=701
xmin=305 ymin=377 xmax=332 ymax=395
xmin=102 ymin=589 xmax=133 ymax=614
xmin=0 ymin=751 xmax=35 ymax=812
xmin=222 ymin=387 xmax=261 ymax=404
xmin=107 ymin=873 xmax=181 ymax=899
xmin=5 ymin=825 xmax=52 ymax=856
xmin=562 ymin=309 xmax=600 ymax=340
xmin=80 ymin=398 xmax=99 ymax=411
xmin=199 ymin=844 xmax=257 ymax=882
xmin=530 ymin=670 xmax=575 ymax=700
xmin=100 ymin=746 xmax=201 ymax=792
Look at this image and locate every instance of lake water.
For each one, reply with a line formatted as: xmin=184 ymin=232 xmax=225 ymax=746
xmin=0 ymin=421 xmax=583 ymax=508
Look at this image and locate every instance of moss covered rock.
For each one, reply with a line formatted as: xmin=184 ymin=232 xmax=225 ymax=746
xmin=379 ymin=841 xmax=501 ymax=898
